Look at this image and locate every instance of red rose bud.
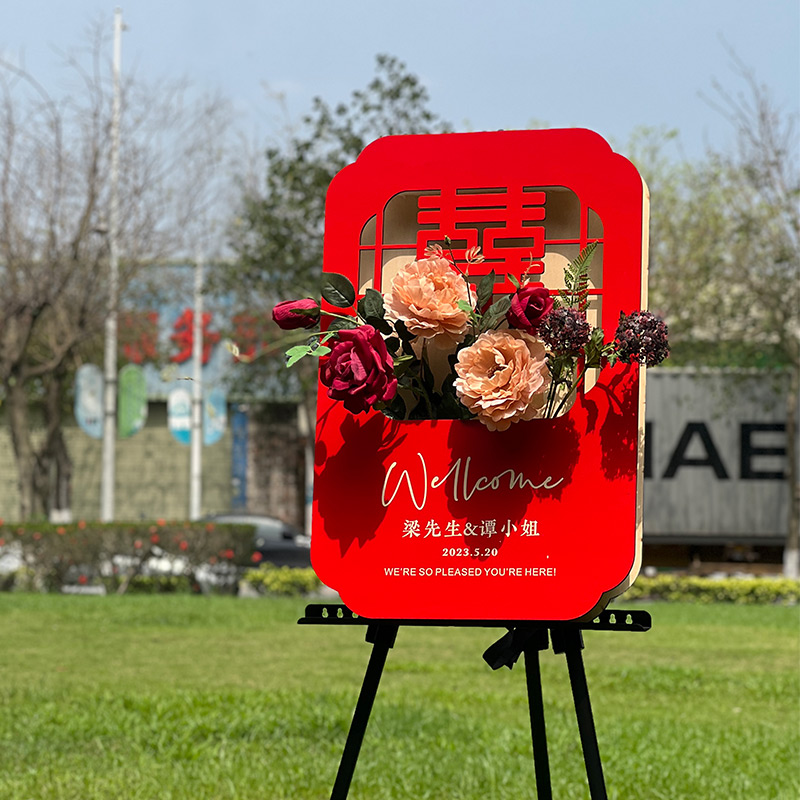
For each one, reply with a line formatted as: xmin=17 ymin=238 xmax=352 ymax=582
xmin=319 ymin=325 xmax=398 ymax=414
xmin=272 ymin=299 xmax=320 ymax=330
xmin=507 ymin=285 xmax=553 ymax=334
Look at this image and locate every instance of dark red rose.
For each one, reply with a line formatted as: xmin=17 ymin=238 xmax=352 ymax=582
xmin=506 ymin=285 xmax=553 ymax=334
xmin=272 ymin=299 xmax=320 ymax=330
xmin=320 ymin=325 xmax=397 ymax=414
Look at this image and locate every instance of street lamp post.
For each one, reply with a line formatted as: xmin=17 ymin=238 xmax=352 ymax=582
xmin=189 ymin=253 xmax=204 ymax=520
xmin=100 ymin=7 xmax=123 ymax=522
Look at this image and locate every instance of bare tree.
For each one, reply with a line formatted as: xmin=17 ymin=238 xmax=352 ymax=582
xmin=702 ymin=53 xmax=799 ymax=578
xmin=0 ymin=23 xmax=232 ymax=520
xmin=635 ymin=54 xmax=799 ymax=576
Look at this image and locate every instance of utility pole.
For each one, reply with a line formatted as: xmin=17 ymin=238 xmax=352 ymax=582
xmin=101 ymin=7 xmax=123 ymax=522
xmin=189 ymin=253 xmax=204 ymax=520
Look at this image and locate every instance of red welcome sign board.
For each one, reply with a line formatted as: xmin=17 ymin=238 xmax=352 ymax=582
xmin=312 ymin=129 xmax=649 ymax=621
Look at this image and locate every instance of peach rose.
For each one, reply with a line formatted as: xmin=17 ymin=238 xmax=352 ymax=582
xmin=454 ymin=330 xmax=550 ymax=432
xmin=383 ymin=257 xmax=474 ymax=347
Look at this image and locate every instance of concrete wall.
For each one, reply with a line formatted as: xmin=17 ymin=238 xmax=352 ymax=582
xmin=0 ymin=402 xmax=232 ymax=522
xmin=644 ymin=369 xmax=793 ymax=543
xmin=245 ymin=403 xmax=306 ymax=529
xmin=2 ymin=373 xmax=793 ymax=542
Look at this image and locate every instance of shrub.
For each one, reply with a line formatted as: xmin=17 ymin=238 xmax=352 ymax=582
xmin=623 ymin=575 xmax=799 ymax=605
xmin=241 ymin=563 xmax=322 ymax=596
xmin=110 ymin=575 xmax=195 ymax=594
xmin=0 ymin=520 xmax=260 ymax=593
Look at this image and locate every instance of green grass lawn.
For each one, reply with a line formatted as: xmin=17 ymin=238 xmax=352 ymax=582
xmin=0 ymin=594 xmax=797 ymax=799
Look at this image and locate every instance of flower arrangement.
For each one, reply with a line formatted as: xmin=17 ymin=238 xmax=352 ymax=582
xmin=271 ymin=238 xmax=668 ymax=432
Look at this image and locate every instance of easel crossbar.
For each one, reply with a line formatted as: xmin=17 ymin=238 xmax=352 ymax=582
xmin=299 ymin=603 xmax=651 ymax=632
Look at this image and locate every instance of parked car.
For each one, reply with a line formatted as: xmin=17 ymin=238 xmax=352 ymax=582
xmin=205 ymin=513 xmax=311 ymax=567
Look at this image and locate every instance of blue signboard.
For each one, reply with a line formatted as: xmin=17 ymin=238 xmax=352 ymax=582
xmin=203 ymin=387 xmax=227 ymax=446
xmin=231 ymin=405 xmax=248 ymax=509
xmin=74 ymin=364 xmax=104 ymax=440
xmin=167 ymin=387 xmax=192 ymax=445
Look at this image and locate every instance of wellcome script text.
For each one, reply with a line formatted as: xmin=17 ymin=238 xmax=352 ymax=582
xmin=381 ymin=453 xmax=564 ymax=511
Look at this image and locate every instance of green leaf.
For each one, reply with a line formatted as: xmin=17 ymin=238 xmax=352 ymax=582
xmin=328 ymin=318 xmax=359 ymax=331
xmin=584 ymin=326 xmax=606 ymax=368
xmin=361 ymin=288 xmax=385 ymax=318
xmin=285 ymin=345 xmax=313 ymax=367
xmin=321 ymin=273 xmax=356 ymax=308
xmin=570 ymin=241 xmax=598 ymax=274
xmin=479 ymin=295 xmax=511 ymax=331
xmin=421 ymin=356 xmax=435 ymax=393
xmin=382 ymin=394 xmax=408 ymax=420
xmin=394 ymin=319 xmax=416 ymax=342
xmin=289 ymin=306 xmax=320 ymax=318
xmin=364 ymin=316 xmax=393 ymax=336
xmin=476 ymin=270 xmax=496 ymax=311
xmin=508 ymin=273 xmax=521 ymax=290
xmin=310 ymin=345 xmax=331 ymax=358
xmin=401 ymin=337 xmax=416 ymax=356
xmin=563 ymin=242 xmax=597 ymax=311
xmin=457 ymin=299 xmax=474 ymax=314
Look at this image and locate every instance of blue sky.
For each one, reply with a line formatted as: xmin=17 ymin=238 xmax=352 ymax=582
xmin=2 ymin=0 xmax=798 ymax=161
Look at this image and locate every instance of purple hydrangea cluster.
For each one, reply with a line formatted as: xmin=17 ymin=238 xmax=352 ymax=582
xmin=613 ymin=311 xmax=670 ymax=366
xmin=539 ymin=307 xmax=592 ymax=354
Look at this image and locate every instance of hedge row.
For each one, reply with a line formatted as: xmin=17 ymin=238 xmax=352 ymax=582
xmin=623 ymin=575 xmax=799 ymax=605
xmin=241 ymin=564 xmax=322 ymax=596
xmin=0 ymin=520 xmax=263 ymax=593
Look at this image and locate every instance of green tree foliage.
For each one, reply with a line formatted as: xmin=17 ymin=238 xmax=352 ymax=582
xmin=222 ymin=54 xmax=449 ymax=314
xmin=218 ymin=55 xmax=449 ymax=537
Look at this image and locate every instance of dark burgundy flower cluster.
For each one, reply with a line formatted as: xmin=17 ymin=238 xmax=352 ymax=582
xmin=538 ymin=308 xmax=592 ymax=354
xmin=613 ymin=311 xmax=669 ymax=366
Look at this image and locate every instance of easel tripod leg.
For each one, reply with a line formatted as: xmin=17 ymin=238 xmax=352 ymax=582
xmin=330 ymin=623 xmax=398 ymax=800
xmin=523 ymin=630 xmax=552 ymax=800
xmin=553 ymin=628 xmax=608 ymax=800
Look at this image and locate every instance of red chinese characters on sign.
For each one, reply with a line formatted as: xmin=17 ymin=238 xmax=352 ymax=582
xmin=230 ymin=312 xmax=270 ymax=362
xmin=312 ymin=129 xmax=648 ymax=622
xmin=417 ymin=187 xmax=546 ymax=292
xmin=119 ymin=311 xmax=159 ymax=364
xmin=170 ymin=309 xmax=220 ymax=364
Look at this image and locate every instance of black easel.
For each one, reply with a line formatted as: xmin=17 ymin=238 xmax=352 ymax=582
xmin=299 ymin=605 xmax=651 ymax=800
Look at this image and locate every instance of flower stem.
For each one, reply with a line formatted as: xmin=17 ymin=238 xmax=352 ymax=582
xmin=321 ymin=310 xmax=360 ymax=325
xmin=552 ymin=363 xmax=589 ymax=418
xmin=544 ymin=359 xmax=562 ymax=418
xmin=411 ymin=375 xmax=435 ymax=419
